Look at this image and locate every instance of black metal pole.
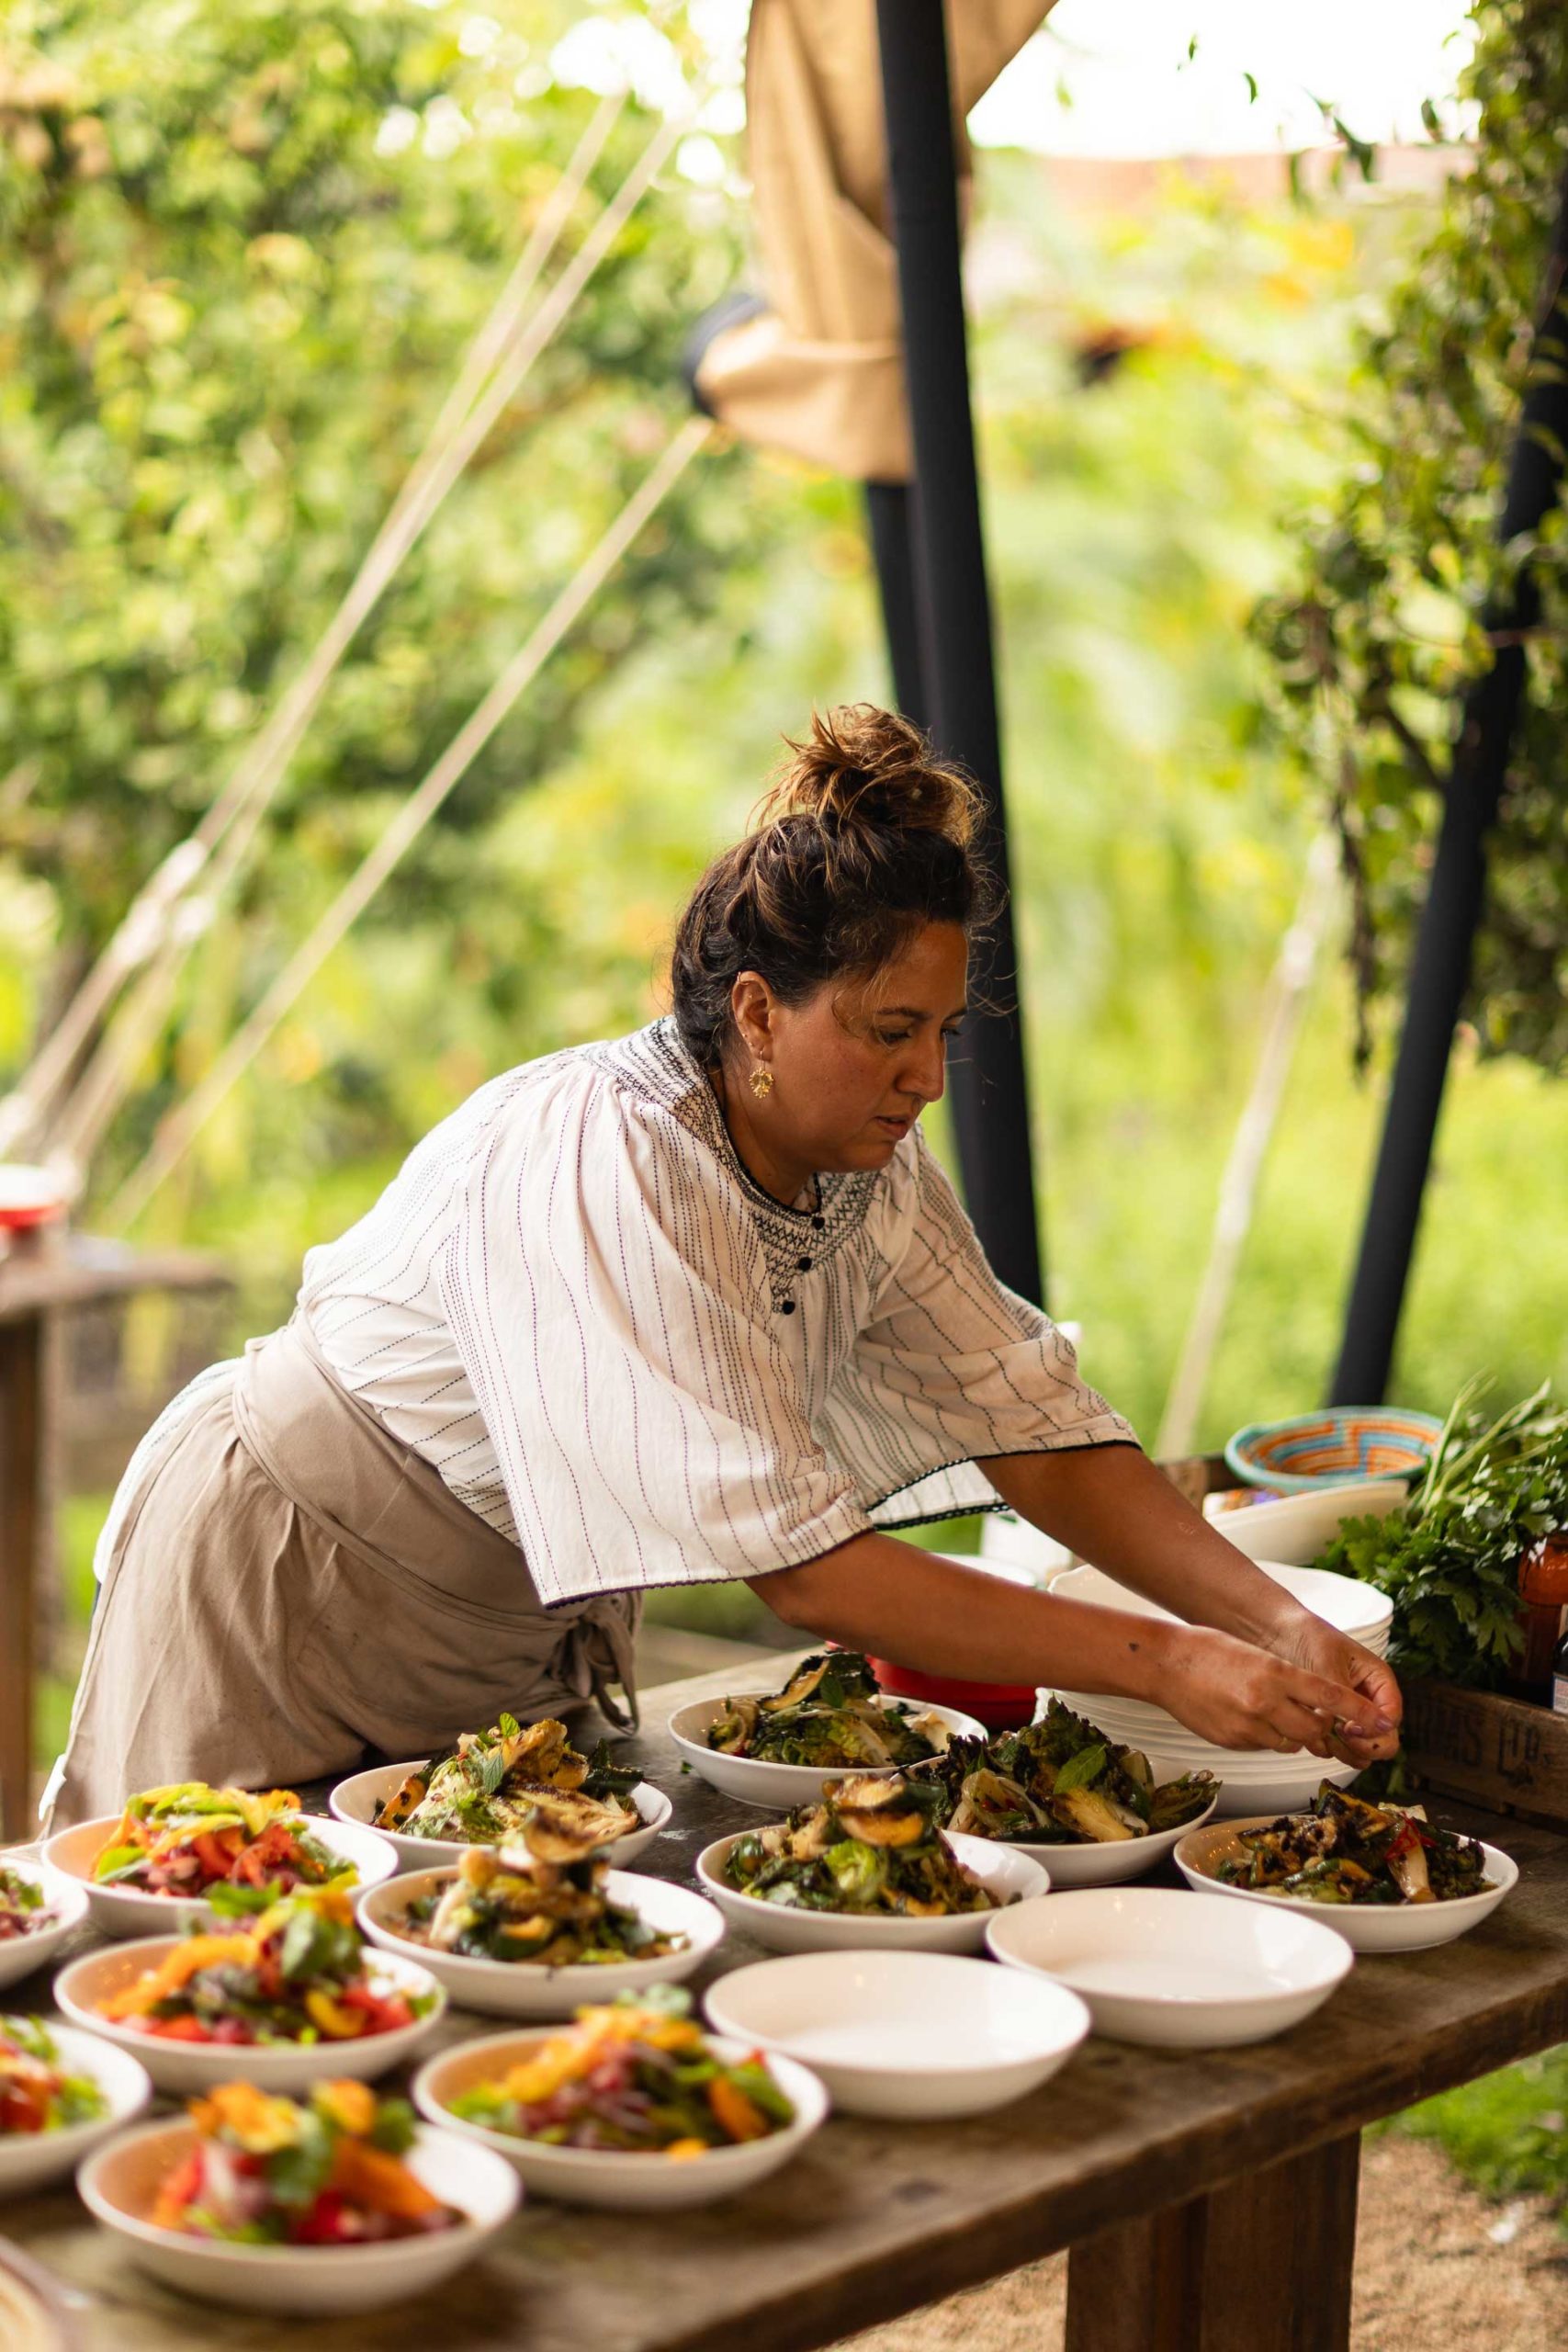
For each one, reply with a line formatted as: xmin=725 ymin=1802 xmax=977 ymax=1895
xmin=863 ymin=481 xmax=930 ymax=728
xmin=874 ymin=0 xmax=1044 ymax=1306
xmin=1330 ymin=171 xmax=1568 ymax=1405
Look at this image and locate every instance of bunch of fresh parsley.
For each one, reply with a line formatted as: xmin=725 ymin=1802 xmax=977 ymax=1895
xmin=1314 ymin=1382 xmax=1568 ymax=1689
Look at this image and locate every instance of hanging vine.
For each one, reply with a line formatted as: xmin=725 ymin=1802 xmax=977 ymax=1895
xmin=1255 ymin=0 xmax=1568 ymax=1071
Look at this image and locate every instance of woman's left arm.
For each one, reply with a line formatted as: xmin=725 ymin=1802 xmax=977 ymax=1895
xmin=984 ymin=1443 xmax=1403 ymax=1757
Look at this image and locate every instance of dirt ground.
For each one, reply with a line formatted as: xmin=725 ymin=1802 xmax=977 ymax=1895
xmin=837 ymin=2136 xmax=1568 ymax=2352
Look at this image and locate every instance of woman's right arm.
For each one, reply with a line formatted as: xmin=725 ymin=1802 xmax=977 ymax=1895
xmin=750 ymin=1533 xmax=1391 ymax=1759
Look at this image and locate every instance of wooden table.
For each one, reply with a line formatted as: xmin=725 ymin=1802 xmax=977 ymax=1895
xmin=6 ymin=1656 xmax=1568 ymax=2352
xmin=0 ymin=1236 xmax=228 ymax=1841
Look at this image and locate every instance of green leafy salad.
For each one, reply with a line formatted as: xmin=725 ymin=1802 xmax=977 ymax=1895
xmin=1 ymin=2016 xmax=108 ymax=2135
xmin=722 ymin=1773 xmax=1010 ymax=1917
xmin=372 ymin=1713 xmax=642 ymax=1850
xmin=705 ymin=1651 xmax=950 ymax=1770
xmin=912 ymin=1701 xmax=1216 ymax=1845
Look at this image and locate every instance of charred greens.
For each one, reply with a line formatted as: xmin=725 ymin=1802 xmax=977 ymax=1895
xmin=912 ymin=1700 xmax=1215 ymax=1845
xmin=722 ymin=1774 xmax=1009 ymax=1917
xmin=705 ymin=1652 xmax=948 ymax=1770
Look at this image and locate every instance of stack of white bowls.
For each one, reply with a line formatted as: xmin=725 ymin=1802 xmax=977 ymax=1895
xmin=1043 ymin=1560 xmax=1394 ymax=1817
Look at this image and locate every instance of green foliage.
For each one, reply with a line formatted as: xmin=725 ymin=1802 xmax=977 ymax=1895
xmin=1395 ymin=2049 xmax=1568 ymax=2226
xmin=0 ymin=0 xmax=751 ymax=1182
xmin=1256 ymin=0 xmax=1568 ymax=1069
xmin=1315 ymin=1382 xmax=1568 ymax=1686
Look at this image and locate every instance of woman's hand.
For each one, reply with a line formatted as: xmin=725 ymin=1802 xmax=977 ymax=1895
xmin=1254 ymin=1611 xmax=1404 ymax=1763
xmin=1153 ymin=1623 xmax=1400 ymax=1760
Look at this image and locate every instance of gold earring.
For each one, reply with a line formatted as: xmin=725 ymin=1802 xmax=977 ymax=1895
xmin=750 ymin=1064 xmax=774 ymax=1102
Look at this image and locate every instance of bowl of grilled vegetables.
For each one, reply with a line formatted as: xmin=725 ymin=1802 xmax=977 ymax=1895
xmin=670 ymin=1651 xmax=986 ymax=1811
xmin=357 ymin=1815 xmax=724 ymax=2018
xmin=909 ymin=1701 xmax=1218 ymax=1887
xmin=696 ymin=1772 xmax=1045 ymax=1953
xmin=1176 ymin=1783 xmax=1517 ymax=1952
xmin=331 ymin=1714 xmax=670 ymax=1872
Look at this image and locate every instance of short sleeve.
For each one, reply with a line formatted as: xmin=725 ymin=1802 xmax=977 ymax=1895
xmin=818 ymin=1134 xmax=1138 ymax=1529
xmin=437 ymin=1064 xmax=870 ymax=1606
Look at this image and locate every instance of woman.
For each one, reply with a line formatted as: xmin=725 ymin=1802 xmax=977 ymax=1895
xmin=51 ymin=705 xmax=1399 ymax=1826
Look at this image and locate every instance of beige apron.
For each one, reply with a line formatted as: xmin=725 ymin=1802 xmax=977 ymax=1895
xmin=48 ymin=1317 xmax=640 ymax=1829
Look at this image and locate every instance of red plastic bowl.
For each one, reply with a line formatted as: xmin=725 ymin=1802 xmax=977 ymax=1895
xmin=869 ymin=1657 xmax=1036 ymax=1731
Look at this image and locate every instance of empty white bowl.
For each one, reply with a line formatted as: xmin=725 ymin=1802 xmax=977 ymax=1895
xmin=1204 ymin=1480 xmax=1408 ymax=1566
xmin=986 ymin=1884 xmax=1353 ymax=2047
xmin=704 ymin=1950 xmax=1090 ymax=2119
xmin=412 ymin=2029 xmax=827 ymax=2210
xmin=1174 ymin=1815 xmax=1518 ymax=1953
xmin=695 ymin=1829 xmax=1045 ymax=1954
xmin=54 ymin=1939 xmax=446 ymax=2097
xmin=356 ymin=1866 xmax=724 ymax=2018
xmin=1052 ymin=1560 xmax=1393 ymax=1646
xmin=78 ymin=2116 xmax=519 ymax=2315
xmin=42 ymin=1814 xmax=398 ymax=1941
xmin=0 ymin=1864 xmax=88 ymax=1994
xmin=668 ymin=1695 xmax=987 ymax=1812
xmin=0 ymin=2024 xmax=152 ymax=2199
xmin=328 ymin=1760 xmax=672 ymax=1873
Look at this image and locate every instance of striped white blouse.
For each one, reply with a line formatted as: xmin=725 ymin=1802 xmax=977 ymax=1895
xmin=288 ymin=1019 xmax=1136 ymax=1607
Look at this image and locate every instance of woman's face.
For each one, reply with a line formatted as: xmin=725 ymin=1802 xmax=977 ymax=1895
xmin=729 ymin=920 xmax=970 ymax=1179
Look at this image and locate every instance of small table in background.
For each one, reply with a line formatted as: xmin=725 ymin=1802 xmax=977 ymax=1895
xmin=0 ymin=1232 xmax=228 ymax=1840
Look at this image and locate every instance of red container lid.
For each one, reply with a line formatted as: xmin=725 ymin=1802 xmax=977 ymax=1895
xmin=869 ymin=1657 xmax=1036 ymax=1731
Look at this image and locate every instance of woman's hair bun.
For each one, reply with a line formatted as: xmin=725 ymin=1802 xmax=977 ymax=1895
xmin=756 ymin=704 xmax=983 ymax=852
xmin=670 ymin=702 xmax=998 ymax=1068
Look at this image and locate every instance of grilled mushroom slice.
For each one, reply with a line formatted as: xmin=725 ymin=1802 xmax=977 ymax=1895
xmin=1051 ymin=1786 xmax=1140 ymax=1844
xmin=830 ymin=1774 xmax=934 ymax=1849
xmin=372 ymin=1770 xmax=431 ymax=1830
xmin=708 ymin=1697 xmax=761 ymax=1754
xmin=761 ymin=1655 xmax=836 ymax=1713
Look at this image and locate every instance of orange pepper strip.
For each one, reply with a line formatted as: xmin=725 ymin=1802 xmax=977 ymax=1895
xmin=98 ymin=1934 xmax=258 ymax=2020
xmin=329 ymin=2136 xmax=443 ymax=2221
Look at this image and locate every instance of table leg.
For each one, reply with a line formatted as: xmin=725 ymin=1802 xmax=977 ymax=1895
xmin=0 ymin=1312 xmax=44 ymax=1842
xmin=1064 ymin=2130 xmax=1360 ymax=2352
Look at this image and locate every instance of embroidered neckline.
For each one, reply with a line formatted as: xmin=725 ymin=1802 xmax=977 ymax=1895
xmin=583 ymin=1020 xmax=878 ymax=1311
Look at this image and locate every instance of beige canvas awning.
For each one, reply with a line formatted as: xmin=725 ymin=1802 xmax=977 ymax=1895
xmin=694 ymin=0 xmax=1052 ymax=481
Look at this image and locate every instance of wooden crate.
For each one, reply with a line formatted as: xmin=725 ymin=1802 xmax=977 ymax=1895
xmin=1404 ymin=1678 xmax=1568 ymax=1830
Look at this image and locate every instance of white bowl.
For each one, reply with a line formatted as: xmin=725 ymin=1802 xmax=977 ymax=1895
xmin=78 ymin=2115 xmax=519 ymax=2315
xmin=0 ymin=1864 xmax=89 ymax=1994
xmin=54 ymin=1939 xmax=446 ymax=2097
xmin=356 ymin=1866 xmax=724 ymax=2018
xmin=1174 ymin=1815 xmax=1519 ymax=1952
xmin=1001 ymin=1782 xmax=1222 ymax=1887
xmin=703 ymin=1950 xmax=1090 ymax=2119
xmin=1204 ymin=1479 xmax=1408 ymax=1566
xmin=1052 ymin=1559 xmax=1393 ymax=1645
xmin=668 ymin=1695 xmax=987 ymax=1813
xmin=695 ymin=1829 xmax=1045 ymax=1954
xmin=0 ymin=2023 xmax=152 ymax=2199
xmin=42 ymin=1814 xmax=398 ymax=1941
xmin=986 ymin=1884 xmax=1353 ymax=2047
xmin=328 ymin=1759 xmax=672 ymax=1874
xmin=412 ymin=2029 xmax=827 ymax=2209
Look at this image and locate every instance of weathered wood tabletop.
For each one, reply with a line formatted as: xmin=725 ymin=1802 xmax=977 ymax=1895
xmin=6 ymin=1656 xmax=1568 ymax=2352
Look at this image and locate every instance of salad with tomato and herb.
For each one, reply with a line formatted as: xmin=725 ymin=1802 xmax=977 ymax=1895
xmin=446 ymin=1993 xmax=795 ymax=2155
xmin=92 ymin=1784 xmax=354 ymax=1900
xmin=0 ymin=2016 xmax=108 ymax=2135
xmin=0 ymin=1865 xmax=56 ymax=1944
xmin=96 ymin=1887 xmax=434 ymax=2048
xmin=151 ymin=2080 xmax=460 ymax=2245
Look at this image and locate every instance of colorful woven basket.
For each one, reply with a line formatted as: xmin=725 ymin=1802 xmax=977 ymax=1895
xmin=1224 ymin=1407 xmax=1443 ymax=1494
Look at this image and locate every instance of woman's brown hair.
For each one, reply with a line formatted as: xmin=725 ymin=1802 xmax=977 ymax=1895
xmin=671 ymin=704 xmax=997 ymax=1067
